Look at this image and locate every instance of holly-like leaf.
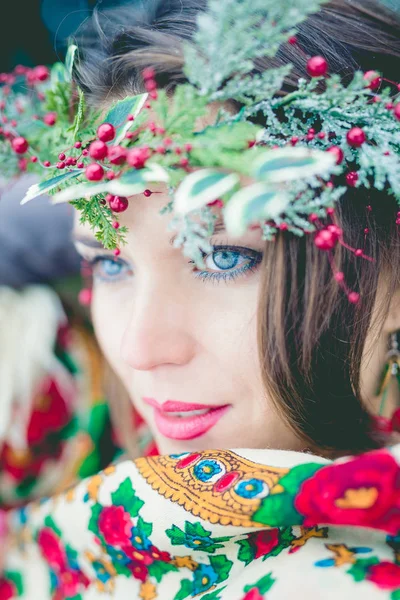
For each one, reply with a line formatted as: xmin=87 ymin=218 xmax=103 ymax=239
xmin=147 ymin=560 xmax=178 ymax=583
xmin=277 ymin=463 xmax=323 ymax=496
xmin=253 ymin=147 xmax=337 ymax=183
xmin=137 ymin=516 xmax=153 ymax=537
xmin=224 ymin=183 xmax=289 ymax=236
xmin=44 ymin=515 xmax=62 ymax=538
xmin=174 ymin=578 xmax=193 ymax=600
xmin=209 ymin=555 xmax=233 ymax=583
xmin=236 ymin=538 xmax=255 ymax=566
xmin=174 ymin=169 xmax=239 ymax=214
xmin=102 ymin=94 xmax=148 ymax=144
xmin=166 ymin=524 xmax=186 ymax=546
xmin=21 ymin=170 xmax=82 ymax=204
xmin=88 ymin=503 xmax=103 ymax=536
xmin=252 ymin=492 xmax=302 ymax=528
xmin=347 ymin=557 xmax=380 ymax=583
xmin=111 ymin=478 xmax=144 ymax=517
xmin=185 ymin=521 xmax=212 ymax=538
xmin=391 ymin=590 xmax=400 ymax=600
xmin=201 ymin=587 xmax=227 ymax=600
xmin=3 ymin=571 xmax=24 ymax=596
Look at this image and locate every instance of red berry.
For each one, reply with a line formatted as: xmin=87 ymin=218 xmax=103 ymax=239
xmin=78 ymin=288 xmax=92 ymax=306
xmin=44 ymin=160 xmax=51 ymax=167
xmin=363 ymin=70 xmax=382 ymax=90
xmin=106 ymin=171 xmax=115 ymax=180
xmin=326 ymin=146 xmax=344 ymax=165
xmin=30 ymin=156 xmax=38 ymax=163
xmin=125 ymin=131 xmax=134 ymax=139
xmin=290 ymin=136 xmax=299 ymax=146
xmin=127 ymin=114 xmax=134 ymax=121
xmin=355 ymin=249 xmax=363 ymax=257
xmin=346 ymin=127 xmax=366 ymax=147
xmin=107 ymin=194 xmax=129 ymax=213
xmin=85 ymin=163 xmax=104 ymax=181
xmin=307 ymin=56 xmax=328 ymax=77
xmin=288 ymin=36 xmax=297 ymax=45
xmin=34 ymin=65 xmax=49 ymax=82
xmin=364 ymin=228 xmax=370 ymax=234
xmin=394 ymin=104 xmax=400 ymax=121
xmin=317 ymin=131 xmax=326 ymax=139
xmin=156 ymin=145 xmax=166 ymax=154
xmin=65 ymin=157 xmax=74 ymax=166
xmin=43 ymin=112 xmax=57 ymax=126
xmin=127 ymin=147 xmax=151 ymax=169
xmin=348 ymin=292 xmax=360 ymax=304
xmin=89 ymin=140 xmax=108 ymax=160
xmin=346 ymin=171 xmax=359 ymax=187
xmin=10 ymin=119 xmax=17 ymax=127
xmin=77 ymin=161 xmax=84 ymax=169
xmin=97 ymin=123 xmax=115 ymax=142
xmin=18 ymin=158 xmax=28 ymax=171
xmin=82 ymin=149 xmax=89 ymax=156
xmin=108 ymin=145 xmax=127 ymax=165
xmin=314 ymin=229 xmax=339 ymax=251
xmin=326 ymin=207 xmax=335 ymax=215
xmin=113 ymin=248 xmax=121 ymax=256
xmin=112 ymin=221 xmax=120 ymax=229
xmin=143 ymin=189 xmax=153 ymax=197
xmin=145 ymin=79 xmax=157 ymax=92
xmin=163 ymin=137 xmax=173 ymax=147
xmin=179 ymin=157 xmax=189 ymax=168
xmin=56 ymin=161 xmax=66 ymax=169
xmin=334 ymin=271 xmax=345 ymax=282
xmin=142 ymin=67 xmax=155 ymax=80
xmin=74 ymin=141 xmax=82 ymax=149
xmin=11 ymin=136 xmax=29 ymax=154
xmin=386 ymin=102 xmax=394 ymax=111
xmin=306 ymin=133 xmax=315 ymax=141
xmin=184 ymin=143 xmax=193 ymax=152
xmin=58 ymin=152 xmax=66 ymax=160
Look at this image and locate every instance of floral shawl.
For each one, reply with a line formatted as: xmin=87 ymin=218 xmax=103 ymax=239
xmin=2 ymin=444 xmax=400 ymax=600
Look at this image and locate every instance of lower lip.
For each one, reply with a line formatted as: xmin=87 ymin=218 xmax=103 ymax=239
xmin=152 ymin=405 xmax=230 ymax=440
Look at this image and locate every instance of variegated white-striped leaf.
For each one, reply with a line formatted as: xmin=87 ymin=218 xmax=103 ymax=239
xmin=254 ymin=147 xmax=336 ymax=183
xmin=20 ymin=170 xmax=83 ymax=205
xmin=174 ymin=169 xmax=239 ymax=214
xmin=102 ymin=94 xmax=148 ymax=145
xmin=224 ymin=183 xmax=289 ymax=236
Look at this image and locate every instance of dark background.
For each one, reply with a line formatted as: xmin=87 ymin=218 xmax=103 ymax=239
xmin=0 ymin=0 xmax=399 ymax=72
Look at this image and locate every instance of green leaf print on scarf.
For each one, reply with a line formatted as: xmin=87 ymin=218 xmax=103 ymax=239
xmin=111 ymin=477 xmax=144 ymax=517
xmin=166 ymin=521 xmax=231 ymax=553
xmin=348 ymin=557 xmax=380 ymax=582
xmin=253 ymin=463 xmax=322 ymax=527
xmin=243 ymin=572 xmax=276 ymax=595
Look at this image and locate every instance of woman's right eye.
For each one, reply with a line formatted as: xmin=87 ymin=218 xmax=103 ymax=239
xmin=89 ymin=256 xmax=133 ymax=283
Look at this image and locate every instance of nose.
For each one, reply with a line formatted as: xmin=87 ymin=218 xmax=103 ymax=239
xmin=120 ymin=278 xmax=196 ymax=371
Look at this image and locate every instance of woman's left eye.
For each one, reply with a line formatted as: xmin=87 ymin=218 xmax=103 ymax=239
xmin=90 ymin=256 xmax=132 ymax=283
xmin=193 ymin=246 xmax=262 ymax=282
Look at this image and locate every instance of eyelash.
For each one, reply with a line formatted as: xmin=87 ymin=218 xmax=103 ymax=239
xmin=85 ymin=245 xmax=263 ymax=284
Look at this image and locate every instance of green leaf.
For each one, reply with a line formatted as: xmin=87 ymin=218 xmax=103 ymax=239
xmin=174 ymin=578 xmax=193 ymax=600
xmin=72 ymin=87 xmax=86 ymax=141
xmin=137 ymin=516 xmax=153 ymax=537
xmin=278 ymin=463 xmax=323 ymax=496
xmin=21 ymin=170 xmax=82 ymax=204
xmin=201 ymin=587 xmax=227 ymax=600
xmin=51 ymin=62 xmax=68 ymax=85
xmin=243 ymin=572 xmax=275 ymax=595
xmin=111 ymin=478 xmax=144 ymax=517
xmin=166 ymin=524 xmax=186 ymax=546
xmin=236 ymin=538 xmax=255 ymax=566
xmin=209 ymin=555 xmax=233 ymax=583
xmin=224 ymin=183 xmax=289 ymax=236
xmin=114 ymin=562 xmax=133 ymax=577
xmin=253 ymin=492 xmax=302 ymax=527
xmin=174 ymin=169 xmax=239 ymax=214
xmin=3 ymin=571 xmax=24 ymax=596
xmin=44 ymin=516 xmax=62 ymax=538
xmin=102 ymin=94 xmax=148 ymax=144
xmin=147 ymin=560 xmax=178 ymax=583
xmin=347 ymin=557 xmax=380 ymax=583
xmin=391 ymin=590 xmax=400 ymax=600
xmin=254 ymin=147 xmax=336 ymax=183
xmin=185 ymin=521 xmax=211 ymax=538
xmin=88 ymin=503 xmax=103 ymax=536
xmin=65 ymin=44 xmax=78 ymax=81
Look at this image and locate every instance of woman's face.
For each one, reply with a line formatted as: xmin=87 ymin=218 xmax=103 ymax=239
xmin=74 ymin=190 xmax=303 ymax=455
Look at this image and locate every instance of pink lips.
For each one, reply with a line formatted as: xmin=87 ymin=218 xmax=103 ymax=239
xmin=143 ymin=398 xmax=230 ymax=440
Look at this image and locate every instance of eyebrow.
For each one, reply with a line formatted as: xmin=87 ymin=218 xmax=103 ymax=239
xmin=72 ymin=234 xmax=104 ymax=249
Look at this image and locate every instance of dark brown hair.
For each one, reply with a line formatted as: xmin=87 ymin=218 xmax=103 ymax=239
xmin=73 ymin=0 xmax=400 ymax=456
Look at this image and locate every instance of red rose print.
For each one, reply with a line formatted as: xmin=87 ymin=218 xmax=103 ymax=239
xmin=98 ymin=506 xmax=132 ymax=546
xmin=0 ymin=578 xmax=16 ymax=600
xmin=58 ymin=570 xmax=81 ymax=597
xmin=367 ymin=561 xmax=400 ymax=590
xmin=38 ymin=528 xmax=67 ymax=571
xmin=129 ymin=563 xmax=149 ymax=582
xmin=149 ymin=545 xmax=171 ymax=562
xmin=242 ymin=589 xmax=264 ymax=600
xmin=294 ymin=449 xmax=400 ymax=535
xmin=122 ymin=546 xmax=154 ymax=566
xmin=250 ymin=529 xmax=279 ymax=559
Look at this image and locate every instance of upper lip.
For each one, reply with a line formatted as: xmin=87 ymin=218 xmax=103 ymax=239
xmin=143 ymin=398 xmax=224 ymax=412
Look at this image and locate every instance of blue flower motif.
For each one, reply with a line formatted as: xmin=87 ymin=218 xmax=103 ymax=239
xmin=194 ymin=460 xmax=222 ymax=482
xmin=130 ymin=524 xmax=152 ymax=551
xmin=193 ymin=564 xmax=219 ymax=594
xmin=106 ymin=544 xmax=131 ymax=566
xmin=235 ymin=478 xmax=266 ymax=499
xmin=92 ymin=560 xmax=113 ymax=584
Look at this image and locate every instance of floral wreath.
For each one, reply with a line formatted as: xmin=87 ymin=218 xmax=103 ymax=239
xmin=0 ymin=0 xmax=399 ymax=303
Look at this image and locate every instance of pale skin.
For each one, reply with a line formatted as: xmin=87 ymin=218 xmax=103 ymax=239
xmin=73 ymin=187 xmax=400 ymax=457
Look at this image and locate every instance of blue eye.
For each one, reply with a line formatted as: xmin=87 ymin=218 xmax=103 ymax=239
xmin=91 ymin=256 xmax=132 ymax=283
xmin=194 ymin=246 xmax=262 ymax=283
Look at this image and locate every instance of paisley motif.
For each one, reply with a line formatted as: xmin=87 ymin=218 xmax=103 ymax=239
xmin=135 ymin=450 xmax=288 ymax=527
